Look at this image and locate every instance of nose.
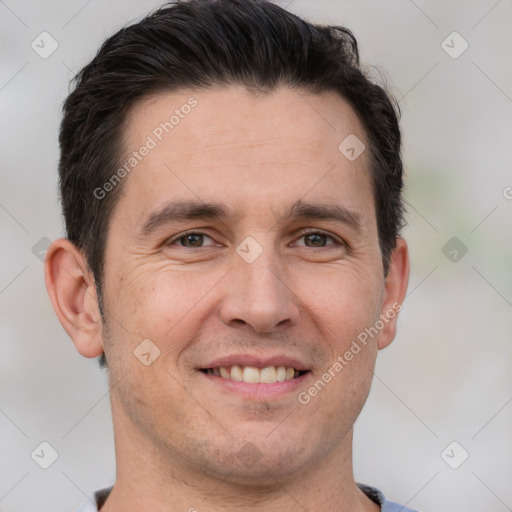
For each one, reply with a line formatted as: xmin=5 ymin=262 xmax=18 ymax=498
xmin=219 ymin=249 xmax=300 ymax=333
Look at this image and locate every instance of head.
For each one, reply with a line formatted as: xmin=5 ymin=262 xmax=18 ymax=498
xmin=46 ymin=0 xmax=408 ymax=488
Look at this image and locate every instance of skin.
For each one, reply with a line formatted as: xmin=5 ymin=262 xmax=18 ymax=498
xmin=45 ymin=86 xmax=409 ymax=512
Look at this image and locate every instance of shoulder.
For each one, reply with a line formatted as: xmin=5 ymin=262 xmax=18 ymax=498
xmin=357 ymin=483 xmax=420 ymax=512
xmin=74 ymin=486 xmax=113 ymax=512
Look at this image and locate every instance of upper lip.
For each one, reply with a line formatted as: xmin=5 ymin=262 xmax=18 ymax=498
xmin=199 ymin=354 xmax=310 ymax=371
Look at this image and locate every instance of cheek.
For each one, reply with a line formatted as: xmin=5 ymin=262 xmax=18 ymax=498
xmin=291 ymin=262 xmax=382 ymax=419
xmin=293 ymin=262 xmax=384 ymax=344
xmin=105 ymin=262 xmax=228 ymax=356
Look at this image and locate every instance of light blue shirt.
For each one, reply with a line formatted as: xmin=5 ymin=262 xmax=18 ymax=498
xmin=357 ymin=484 xmax=419 ymax=511
xmin=76 ymin=483 xmax=420 ymax=511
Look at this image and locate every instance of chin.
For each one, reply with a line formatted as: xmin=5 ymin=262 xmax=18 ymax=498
xmin=189 ymin=426 xmax=323 ymax=487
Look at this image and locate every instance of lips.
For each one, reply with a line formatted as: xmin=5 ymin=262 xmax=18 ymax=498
xmin=199 ymin=355 xmax=311 ymax=385
xmin=203 ymin=365 xmax=306 ymax=383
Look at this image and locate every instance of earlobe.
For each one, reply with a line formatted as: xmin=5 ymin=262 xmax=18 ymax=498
xmin=377 ymin=237 xmax=410 ymax=350
xmin=44 ymin=238 xmax=104 ymax=358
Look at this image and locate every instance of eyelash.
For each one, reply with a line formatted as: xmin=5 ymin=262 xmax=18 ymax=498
xmin=166 ymin=229 xmax=344 ymax=249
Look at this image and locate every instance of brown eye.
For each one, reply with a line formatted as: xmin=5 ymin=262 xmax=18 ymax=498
xmin=303 ymin=233 xmax=330 ymax=247
xmin=295 ymin=231 xmax=339 ymax=248
xmin=180 ymin=234 xmax=205 ymax=247
xmin=167 ymin=231 xmax=216 ymax=248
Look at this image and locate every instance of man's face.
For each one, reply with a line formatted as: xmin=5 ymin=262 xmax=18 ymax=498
xmin=101 ymin=87 xmax=394 ymax=481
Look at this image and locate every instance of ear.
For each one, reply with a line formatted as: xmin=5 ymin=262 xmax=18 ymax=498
xmin=44 ymin=238 xmax=104 ymax=358
xmin=377 ymin=237 xmax=410 ymax=350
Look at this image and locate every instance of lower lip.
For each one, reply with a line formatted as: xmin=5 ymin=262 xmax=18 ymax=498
xmin=200 ymin=371 xmax=311 ymax=400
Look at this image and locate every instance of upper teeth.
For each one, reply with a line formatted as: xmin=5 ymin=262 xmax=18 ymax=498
xmin=206 ymin=365 xmax=298 ymax=383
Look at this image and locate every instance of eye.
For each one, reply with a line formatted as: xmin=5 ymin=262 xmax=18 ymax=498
xmin=294 ymin=230 xmax=341 ymax=248
xmin=167 ymin=231 xmax=217 ymax=248
xmin=165 ymin=229 xmax=343 ymax=250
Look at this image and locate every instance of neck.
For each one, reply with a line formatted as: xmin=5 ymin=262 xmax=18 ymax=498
xmin=101 ymin=402 xmax=379 ymax=512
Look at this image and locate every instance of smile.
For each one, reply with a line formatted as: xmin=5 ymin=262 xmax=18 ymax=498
xmin=201 ymin=365 xmax=309 ymax=384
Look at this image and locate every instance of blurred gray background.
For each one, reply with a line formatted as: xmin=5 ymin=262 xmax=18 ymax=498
xmin=1 ymin=1 xmax=511 ymax=511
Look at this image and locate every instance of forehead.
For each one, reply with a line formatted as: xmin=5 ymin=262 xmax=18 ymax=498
xmin=115 ymin=86 xmax=374 ymax=227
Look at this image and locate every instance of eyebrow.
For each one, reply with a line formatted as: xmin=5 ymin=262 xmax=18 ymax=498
xmin=282 ymin=200 xmax=362 ymax=232
xmin=139 ymin=200 xmax=231 ymax=236
xmin=138 ymin=198 xmax=362 ymax=236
